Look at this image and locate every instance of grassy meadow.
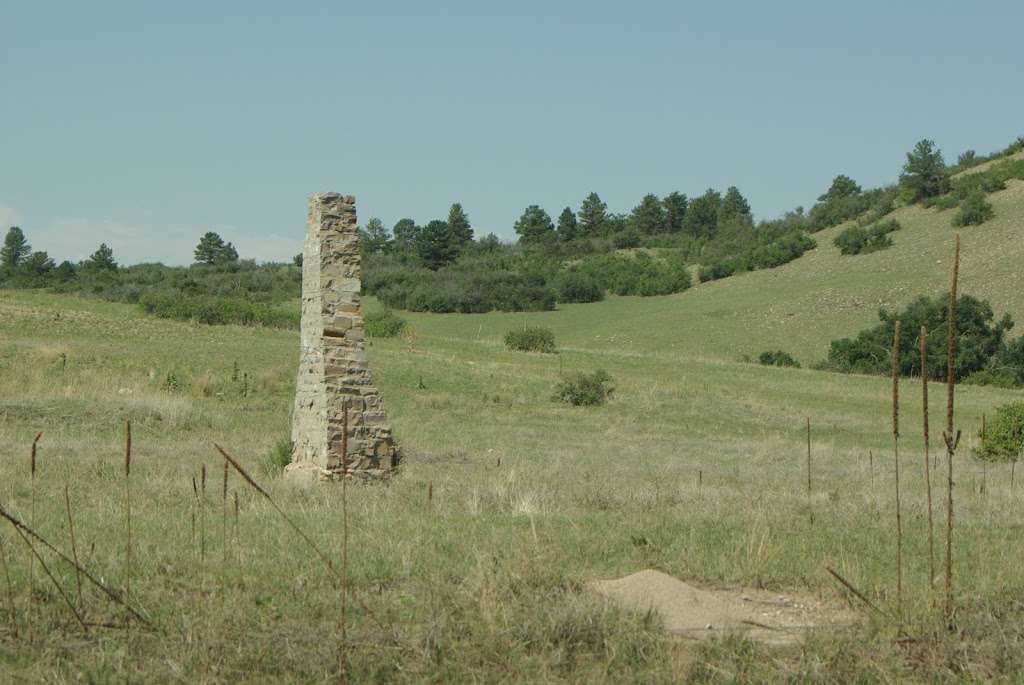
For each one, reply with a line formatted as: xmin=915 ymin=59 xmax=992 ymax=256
xmin=1 ymin=181 xmax=1024 ymax=681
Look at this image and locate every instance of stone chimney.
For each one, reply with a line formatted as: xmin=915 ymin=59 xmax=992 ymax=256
xmin=286 ymin=193 xmax=397 ymax=483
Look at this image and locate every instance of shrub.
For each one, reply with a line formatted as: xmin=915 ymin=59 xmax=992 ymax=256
xmin=834 ymin=219 xmax=901 ymax=255
xmin=139 ymin=292 xmax=299 ymax=328
xmin=975 ymin=402 xmax=1024 ymax=462
xmin=823 ymin=293 xmax=1018 ymax=383
xmin=504 ymin=326 xmax=556 ymax=353
xmin=758 ymin=350 xmax=800 ymax=368
xmin=364 ymin=309 xmax=407 ymax=338
xmin=554 ymin=370 xmax=614 ymax=406
xmin=555 ymin=270 xmax=604 ymax=303
xmin=952 ymin=190 xmax=995 ymax=227
xmin=575 ymin=253 xmax=692 ymax=296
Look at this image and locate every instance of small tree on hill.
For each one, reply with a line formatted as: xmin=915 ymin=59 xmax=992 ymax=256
xmin=718 ymin=186 xmax=752 ymax=225
xmin=1 ymin=226 xmax=31 ymax=275
xmin=662 ymin=192 xmax=688 ymax=233
xmin=682 ymin=189 xmax=721 ymax=238
xmin=556 ymin=207 xmax=578 ymax=241
xmin=818 ymin=175 xmax=862 ymax=202
xmin=83 ymin=243 xmax=118 ymax=272
xmin=578 ymin=193 xmax=608 ymax=237
xmin=629 ymin=194 xmax=666 ymax=235
xmin=447 ymin=203 xmax=473 ymax=247
xmin=359 ymin=217 xmax=391 ymax=254
xmin=194 ymin=231 xmax=239 ymax=265
xmin=392 ymin=218 xmax=420 ymax=252
xmin=899 ymin=139 xmax=951 ymax=202
xmin=514 ymin=205 xmax=555 ymax=244
xmin=415 ymin=219 xmax=459 ymax=269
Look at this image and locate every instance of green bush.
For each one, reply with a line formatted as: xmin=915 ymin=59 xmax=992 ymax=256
xmin=504 ymin=326 xmax=556 ymax=353
xmin=364 ymin=309 xmax=407 ymax=338
xmin=758 ymin=350 xmax=800 ymax=368
xmin=975 ymin=403 xmax=1024 ymax=462
xmin=952 ymin=190 xmax=995 ymax=227
xmin=139 ymin=292 xmax=299 ymax=328
xmin=555 ymin=270 xmax=604 ymax=303
xmin=574 ymin=252 xmax=692 ymax=296
xmin=823 ymin=293 xmax=1019 ymax=384
xmin=834 ymin=219 xmax=901 ymax=256
xmin=554 ymin=370 xmax=614 ymax=406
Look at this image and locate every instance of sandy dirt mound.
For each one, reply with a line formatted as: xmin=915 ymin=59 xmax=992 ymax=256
xmin=593 ymin=569 xmax=855 ymax=644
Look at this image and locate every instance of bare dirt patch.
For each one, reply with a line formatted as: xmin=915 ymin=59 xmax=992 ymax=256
xmin=593 ymin=569 xmax=856 ymax=645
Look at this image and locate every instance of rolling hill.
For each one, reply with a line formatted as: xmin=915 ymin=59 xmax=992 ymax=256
xmin=388 ymin=155 xmax=1024 ymax=366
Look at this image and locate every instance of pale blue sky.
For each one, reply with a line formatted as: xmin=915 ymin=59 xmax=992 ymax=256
xmin=2 ymin=1 xmax=1022 ymax=265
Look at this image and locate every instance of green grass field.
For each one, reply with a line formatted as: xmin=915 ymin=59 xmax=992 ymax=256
xmin=1 ymin=178 xmax=1023 ymax=681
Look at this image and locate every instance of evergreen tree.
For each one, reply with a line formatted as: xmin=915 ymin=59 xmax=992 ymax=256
xmin=392 ymin=218 xmax=420 ymax=252
xmin=1 ymin=226 xmax=31 ymax=274
xmin=415 ymin=220 xmax=459 ymax=269
xmin=556 ymin=207 xmax=579 ymax=241
xmin=513 ymin=205 xmax=555 ymax=244
xmin=681 ymin=189 xmax=721 ymax=238
xmin=18 ymin=251 xmax=55 ymax=279
xmin=83 ymin=243 xmax=118 ymax=271
xmin=53 ymin=260 xmax=76 ymax=283
xmin=662 ymin=192 xmax=688 ymax=233
xmin=359 ymin=217 xmax=391 ymax=254
xmin=718 ymin=186 xmax=752 ymax=225
xmin=629 ymin=194 xmax=666 ymax=234
xmin=578 ymin=193 xmax=608 ymax=237
xmin=219 ymin=241 xmax=239 ymax=264
xmin=818 ymin=175 xmax=862 ymax=202
xmin=194 ymin=231 xmax=238 ymax=265
xmin=899 ymin=139 xmax=951 ymax=202
xmin=447 ymin=203 xmax=473 ymax=247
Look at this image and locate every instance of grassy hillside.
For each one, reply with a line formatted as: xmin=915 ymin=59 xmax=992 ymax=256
xmin=0 ymin=174 xmax=1022 ymax=680
xmin=392 ymin=173 xmax=1024 ymax=365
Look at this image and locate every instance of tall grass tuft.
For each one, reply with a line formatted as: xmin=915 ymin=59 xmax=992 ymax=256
xmin=0 ymin=504 xmax=150 ymax=626
xmin=891 ymin=320 xmax=903 ymax=618
xmin=124 ymin=420 xmax=133 ymax=611
xmin=64 ymin=485 xmax=84 ymax=609
xmin=222 ymin=460 xmax=228 ymax=568
xmin=29 ymin=432 xmax=41 ymax=610
xmin=200 ymin=464 xmax=207 ymax=565
xmin=944 ymin=234 xmax=961 ymax=626
xmin=921 ymin=326 xmax=936 ymax=589
xmin=0 ymin=534 xmax=16 ymax=636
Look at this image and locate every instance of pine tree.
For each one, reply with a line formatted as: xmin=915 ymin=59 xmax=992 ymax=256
xmin=392 ymin=218 xmax=419 ymax=252
xmin=899 ymin=139 xmax=950 ymax=202
xmin=681 ymin=189 xmax=722 ymax=238
xmin=84 ymin=243 xmax=118 ymax=271
xmin=514 ymin=205 xmax=555 ymax=244
xmin=194 ymin=232 xmax=226 ymax=265
xmin=578 ymin=193 xmax=608 ymax=237
xmin=194 ymin=231 xmax=239 ymax=265
xmin=1 ymin=226 xmax=31 ymax=274
xmin=662 ymin=192 xmax=688 ymax=233
xmin=556 ymin=207 xmax=578 ymax=241
xmin=359 ymin=217 xmax=391 ymax=254
xmin=818 ymin=175 xmax=861 ymax=202
xmin=718 ymin=186 xmax=752 ymax=224
xmin=415 ymin=220 xmax=459 ymax=269
xmin=447 ymin=203 xmax=473 ymax=247
xmin=629 ymin=194 xmax=666 ymax=234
